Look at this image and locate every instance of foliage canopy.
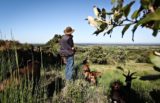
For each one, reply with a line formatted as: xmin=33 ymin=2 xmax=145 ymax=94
xmin=86 ymin=0 xmax=160 ymax=41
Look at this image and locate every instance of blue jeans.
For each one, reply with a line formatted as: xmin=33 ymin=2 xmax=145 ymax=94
xmin=65 ymin=56 xmax=74 ymax=80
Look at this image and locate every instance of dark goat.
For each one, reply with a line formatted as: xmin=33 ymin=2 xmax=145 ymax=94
xmin=109 ymin=71 xmax=137 ymax=103
xmin=123 ymin=71 xmax=136 ymax=89
xmin=109 ymin=80 xmax=125 ymax=103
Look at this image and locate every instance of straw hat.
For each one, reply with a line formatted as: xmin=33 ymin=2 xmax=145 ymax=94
xmin=64 ymin=26 xmax=75 ymax=34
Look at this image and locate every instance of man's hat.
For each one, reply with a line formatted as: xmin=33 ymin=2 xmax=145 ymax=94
xmin=64 ymin=26 xmax=75 ymax=34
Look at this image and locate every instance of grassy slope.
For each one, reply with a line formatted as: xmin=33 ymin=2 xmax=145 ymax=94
xmin=89 ymin=61 xmax=160 ymax=102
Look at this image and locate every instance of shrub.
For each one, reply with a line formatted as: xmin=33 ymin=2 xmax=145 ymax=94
xmin=135 ymin=54 xmax=150 ymax=63
xmin=63 ymin=80 xmax=89 ymax=103
xmin=89 ymin=46 xmax=108 ymax=64
xmin=45 ymin=34 xmax=62 ymax=53
xmin=88 ymin=46 xmax=128 ymax=65
xmin=54 ymin=79 xmax=108 ymax=103
xmin=111 ymin=48 xmax=128 ymax=65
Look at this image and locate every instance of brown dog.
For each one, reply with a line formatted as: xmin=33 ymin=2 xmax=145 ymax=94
xmin=82 ymin=58 xmax=102 ymax=85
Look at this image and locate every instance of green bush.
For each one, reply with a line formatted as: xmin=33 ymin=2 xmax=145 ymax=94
xmin=135 ymin=54 xmax=150 ymax=63
xmin=111 ymin=48 xmax=128 ymax=65
xmin=63 ymin=80 xmax=89 ymax=103
xmin=88 ymin=46 xmax=128 ymax=65
xmin=45 ymin=34 xmax=62 ymax=53
xmin=89 ymin=46 xmax=108 ymax=64
xmin=54 ymin=79 xmax=108 ymax=103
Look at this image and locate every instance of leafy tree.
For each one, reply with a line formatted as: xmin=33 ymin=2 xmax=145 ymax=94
xmin=86 ymin=0 xmax=160 ymax=41
xmin=46 ymin=34 xmax=62 ymax=45
xmin=45 ymin=34 xmax=62 ymax=53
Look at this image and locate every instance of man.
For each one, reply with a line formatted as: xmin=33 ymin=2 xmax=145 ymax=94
xmin=59 ymin=26 xmax=75 ymax=81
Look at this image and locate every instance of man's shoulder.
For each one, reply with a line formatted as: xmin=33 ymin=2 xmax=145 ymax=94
xmin=62 ymin=35 xmax=71 ymax=40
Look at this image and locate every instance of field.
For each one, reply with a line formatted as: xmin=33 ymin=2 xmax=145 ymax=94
xmin=0 ymin=40 xmax=160 ymax=103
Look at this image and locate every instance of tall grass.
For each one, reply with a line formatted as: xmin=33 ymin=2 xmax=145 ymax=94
xmin=0 ymin=51 xmax=34 ymax=102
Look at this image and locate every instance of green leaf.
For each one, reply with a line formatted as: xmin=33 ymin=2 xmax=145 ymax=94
xmin=114 ymin=13 xmax=123 ymax=22
xmin=106 ymin=12 xmax=114 ymax=15
xmin=131 ymin=10 xmax=139 ymax=19
xmin=122 ymin=1 xmax=135 ymax=17
xmin=122 ymin=24 xmax=131 ymax=38
xmin=154 ymin=0 xmax=160 ymax=8
xmin=152 ymin=30 xmax=158 ymax=37
xmin=140 ymin=0 xmax=151 ymax=9
xmin=111 ymin=0 xmax=116 ymax=4
xmin=107 ymin=28 xmax=114 ymax=35
xmin=135 ymin=8 xmax=160 ymax=28
xmin=104 ymin=25 xmax=115 ymax=36
xmin=93 ymin=29 xmax=104 ymax=35
xmin=130 ymin=8 xmax=160 ymax=40
xmin=132 ymin=8 xmax=160 ymax=38
xmin=132 ymin=24 xmax=138 ymax=41
xmin=153 ymin=21 xmax=160 ymax=30
xmin=132 ymin=25 xmax=137 ymax=34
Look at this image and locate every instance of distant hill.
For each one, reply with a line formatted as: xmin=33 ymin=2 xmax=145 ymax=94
xmin=76 ymin=43 xmax=160 ymax=46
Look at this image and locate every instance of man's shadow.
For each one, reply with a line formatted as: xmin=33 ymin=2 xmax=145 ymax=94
xmin=72 ymin=62 xmax=83 ymax=80
xmin=150 ymin=89 xmax=160 ymax=103
xmin=140 ymin=74 xmax=160 ymax=81
xmin=139 ymin=66 xmax=160 ymax=103
xmin=140 ymin=66 xmax=160 ymax=81
xmin=153 ymin=66 xmax=160 ymax=72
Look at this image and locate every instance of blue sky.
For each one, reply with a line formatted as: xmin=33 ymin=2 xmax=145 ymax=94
xmin=0 ymin=0 xmax=159 ymax=44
